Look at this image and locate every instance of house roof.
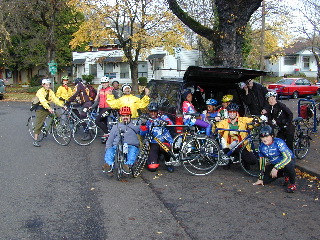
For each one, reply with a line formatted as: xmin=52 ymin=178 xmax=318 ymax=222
xmin=265 ymin=41 xmax=318 ymax=58
xmin=147 ymin=54 xmax=166 ymax=60
xmin=103 ymin=57 xmax=122 ymax=63
xmin=72 ymin=59 xmax=86 ymax=64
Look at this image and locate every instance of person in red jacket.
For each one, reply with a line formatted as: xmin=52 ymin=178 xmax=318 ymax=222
xmin=90 ymin=76 xmax=113 ymax=141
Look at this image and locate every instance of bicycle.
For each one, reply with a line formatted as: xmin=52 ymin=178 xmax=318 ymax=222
xmin=292 ymin=117 xmax=311 ymax=159
xmin=132 ymin=119 xmax=220 ymax=177
xmin=72 ymin=108 xmax=98 ymax=146
xmin=203 ymin=120 xmax=261 ymax=177
xmin=106 ymin=117 xmax=140 ymax=180
xmin=27 ymin=111 xmax=72 ymax=146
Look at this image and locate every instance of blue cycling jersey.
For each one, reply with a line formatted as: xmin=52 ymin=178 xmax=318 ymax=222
xmin=259 ymin=138 xmax=293 ymax=165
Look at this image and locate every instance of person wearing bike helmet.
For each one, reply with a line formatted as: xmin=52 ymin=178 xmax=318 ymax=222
xmin=264 ymin=91 xmax=294 ymax=151
xmin=140 ymin=102 xmax=175 ymax=172
xmin=90 ymin=76 xmax=113 ymax=141
xmin=56 ymin=76 xmax=73 ymax=104
xmin=106 ymin=83 xmax=150 ymax=118
xmin=182 ymin=89 xmax=212 ymax=136
xmin=253 ymin=125 xmax=296 ymax=193
xmin=102 ymin=106 xmax=141 ymax=174
xmin=215 ymin=103 xmax=258 ymax=169
xmin=201 ymin=98 xmax=220 ymax=122
xmin=33 ymin=79 xmax=67 ymax=147
xmin=217 ymin=94 xmax=233 ymax=119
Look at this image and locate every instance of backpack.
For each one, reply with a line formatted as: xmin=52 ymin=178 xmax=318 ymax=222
xmin=86 ymin=85 xmax=97 ymax=101
xmin=30 ymin=96 xmax=40 ymax=111
xmin=300 ymin=104 xmax=313 ymax=119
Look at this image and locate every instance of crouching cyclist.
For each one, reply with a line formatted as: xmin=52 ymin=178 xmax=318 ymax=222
xmin=253 ymin=125 xmax=296 ymax=193
xmin=140 ymin=103 xmax=175 ymax=173
xmin=102 ymin=106 xmax=141 ymax=174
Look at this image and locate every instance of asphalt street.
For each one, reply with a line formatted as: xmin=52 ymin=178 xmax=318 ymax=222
xmin=0 ymin=101 xmax=319 ymax=240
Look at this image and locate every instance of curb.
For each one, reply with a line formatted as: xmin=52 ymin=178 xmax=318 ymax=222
xmin=295 ymin=164 xmax=320 ymax=179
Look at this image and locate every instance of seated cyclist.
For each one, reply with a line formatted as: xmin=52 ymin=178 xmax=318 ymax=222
xmin=140 ymin=103 xmax=175 ymax=173
xmin=102 ymin=106 xmax=141 ymax=174
xmin=253 ymin=125 xmax=296 ymax=193
xmin=182 ymin=89 xmax=212 ymax=136
xmin=201 ymin=98 xmax=220 ymax=123
xmin=215 ymin=103 xmax=257 ymax=169
xmin=217 ymin=94 xmax=233 ymax=120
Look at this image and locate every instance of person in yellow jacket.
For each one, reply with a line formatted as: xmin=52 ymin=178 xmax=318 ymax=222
xmin=33 ymin=79 xmax=67 ymax=147
xmin=106 ymin=83 xmax=150 ymax=118
xmin=215 ymin=103 xmax=257 ymax=169
xmin=56 ymin=76 xmax=73 ymax=103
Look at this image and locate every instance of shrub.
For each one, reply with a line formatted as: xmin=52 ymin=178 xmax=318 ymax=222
xmin=138 ymin=77 xmax=148 ymax=86
xmin=30 ymin=75 xmax=42 ymax=87
xmin=82 ymin=74 xmax=94 ymax=84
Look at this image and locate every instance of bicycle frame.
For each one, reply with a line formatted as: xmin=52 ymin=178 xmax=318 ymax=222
xmin=214 ymin=128 xmax=254 ymax=156
xmin=298 ymin=98 xmax=318 ymax=133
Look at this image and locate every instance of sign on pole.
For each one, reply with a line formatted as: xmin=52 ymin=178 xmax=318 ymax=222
xmin=48 ymin=60 xmax=57 ymax=75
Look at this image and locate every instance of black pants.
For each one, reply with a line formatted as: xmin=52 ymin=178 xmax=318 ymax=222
xmin=277 ymin=125 xmax=295 ymax=151
xmin=95 ymin=108 xmax=111 ymax=134
xmin=262 ymin=160 xmax=296 ymax=185
xmin=147 ymin=143 xmax=171 ymax=166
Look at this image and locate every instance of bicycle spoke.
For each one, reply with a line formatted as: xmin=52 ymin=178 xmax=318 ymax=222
xmin=52 ymin=118 xmax=72 ymax=146
xmin=72 ymin=119 xmax=97 ymax=146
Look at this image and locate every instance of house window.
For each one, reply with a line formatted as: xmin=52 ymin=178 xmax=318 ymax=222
xmin=89 ymin=64 xmax=97 ymax=77
xmin=303 ymin=57 xmax=310 ymax=69
xmin=138 ymin=62 xmax=148 ymax=78
xmin=120 ymin=62 xmax=129 ymax=78
xmin=104 ymin=63 xmax=114 ymax=75
xmin=284 ymin=56 xmax=297 ymax=65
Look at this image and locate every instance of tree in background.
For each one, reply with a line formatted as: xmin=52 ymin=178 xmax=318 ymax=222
xmin=297 ymin=0 xmax=320 ymax=80
xmin=69 ymin=0 xmax=189 ymax=93
xmin=167 ymin=0 xmax=262 ymax=67
xmin=0 ymin=0 xmax=83 ymax=85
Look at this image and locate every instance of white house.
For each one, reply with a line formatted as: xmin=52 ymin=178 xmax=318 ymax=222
xmin=264 ymin=42 xmax=319 ymax=78
xmin=72 ymin=46 xmax=202 ymax=84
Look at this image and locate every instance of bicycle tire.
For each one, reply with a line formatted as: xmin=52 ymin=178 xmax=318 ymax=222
xmin=52 ymin=118 xmax=72 ymax=146
xmin=294 ymin=135 xmax=310 ymax=159
xmin=132 ymin=141 xmax=150 ymax=178
xmin=72 ymin=119 xmax=98 ymax=146
xmin=239 ymin=138 xmax=260 ymax=177
xmin=115 ymin=146 xmax=124 ymax=181
xmin=27 ymin=115 xmax=44 ymax=141
xmin=181 ymin=137 xmax=219 ymax=176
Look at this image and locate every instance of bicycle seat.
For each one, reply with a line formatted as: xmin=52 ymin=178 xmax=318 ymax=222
xmin=293 ymin=117 xmax=304 ymax=123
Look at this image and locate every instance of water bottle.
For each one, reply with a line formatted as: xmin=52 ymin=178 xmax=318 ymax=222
xmin=123 ymin=143 xmax=128 ymax=154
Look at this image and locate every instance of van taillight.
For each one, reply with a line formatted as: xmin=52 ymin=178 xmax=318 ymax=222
xmin=175 ymin=115 xmax=183 ymax=133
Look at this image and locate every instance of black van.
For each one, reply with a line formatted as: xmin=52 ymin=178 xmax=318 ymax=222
xmin=147 ymin=66 xmax=266 ymax=119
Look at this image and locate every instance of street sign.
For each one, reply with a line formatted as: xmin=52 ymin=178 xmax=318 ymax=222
xmin=48 ymin=61 xmax=57 ymax=75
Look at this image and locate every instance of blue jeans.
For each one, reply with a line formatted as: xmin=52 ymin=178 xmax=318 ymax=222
xmin=104 ymin=145 xmax=139 ymax=166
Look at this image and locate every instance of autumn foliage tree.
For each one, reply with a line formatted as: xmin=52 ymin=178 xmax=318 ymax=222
xmin=69 ymin=0 xmax=189 ymax=92
xmin=167 ymin=0 xmax=263 ymax=67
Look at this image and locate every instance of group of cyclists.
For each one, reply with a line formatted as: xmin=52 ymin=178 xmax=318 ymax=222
xmin=31 ymin=76 xmax=297 ymax=193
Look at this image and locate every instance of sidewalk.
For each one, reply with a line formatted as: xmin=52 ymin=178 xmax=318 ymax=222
xmin=295 ymin=132 xmax=320 ymax=178
xmin=281 ymin=98 xmax=320 ymax=178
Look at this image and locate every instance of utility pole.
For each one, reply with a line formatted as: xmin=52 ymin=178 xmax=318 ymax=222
xmin=259 ymin=0 xmax=266 ymax=84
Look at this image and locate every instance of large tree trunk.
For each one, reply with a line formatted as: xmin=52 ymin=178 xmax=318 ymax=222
xmin=130 ymin=61 xmax=139 ymax=94
xmin=167 ymin=0 xmax=262 ymax=67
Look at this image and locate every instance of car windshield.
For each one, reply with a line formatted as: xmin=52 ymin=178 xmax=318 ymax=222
xmin=277 ymin=79 xmax=294 ymax=85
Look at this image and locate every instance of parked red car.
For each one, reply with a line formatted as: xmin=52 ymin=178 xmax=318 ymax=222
xmin=268 ymin=78 xmax=320 ymax=99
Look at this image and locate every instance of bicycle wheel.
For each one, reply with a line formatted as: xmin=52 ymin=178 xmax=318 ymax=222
xmin=132 ymin=141 xmax=150 ymax=178
xmin=73 ymin=119 xmax=98 ymax=146
xmin=239 ymin=138 xmax=260 ymax=177
xmin=52 ymin=118 xmax=72 ymax=146
xmin=115 ymin=147 xmax=124 ymax=181
xmin=294 ymin=135 xmax=310 ymax=159
xmin=27 ymin=115 xmax=44 ymax=141
xmin=181 ymin=137 xmax=219 ymax=176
